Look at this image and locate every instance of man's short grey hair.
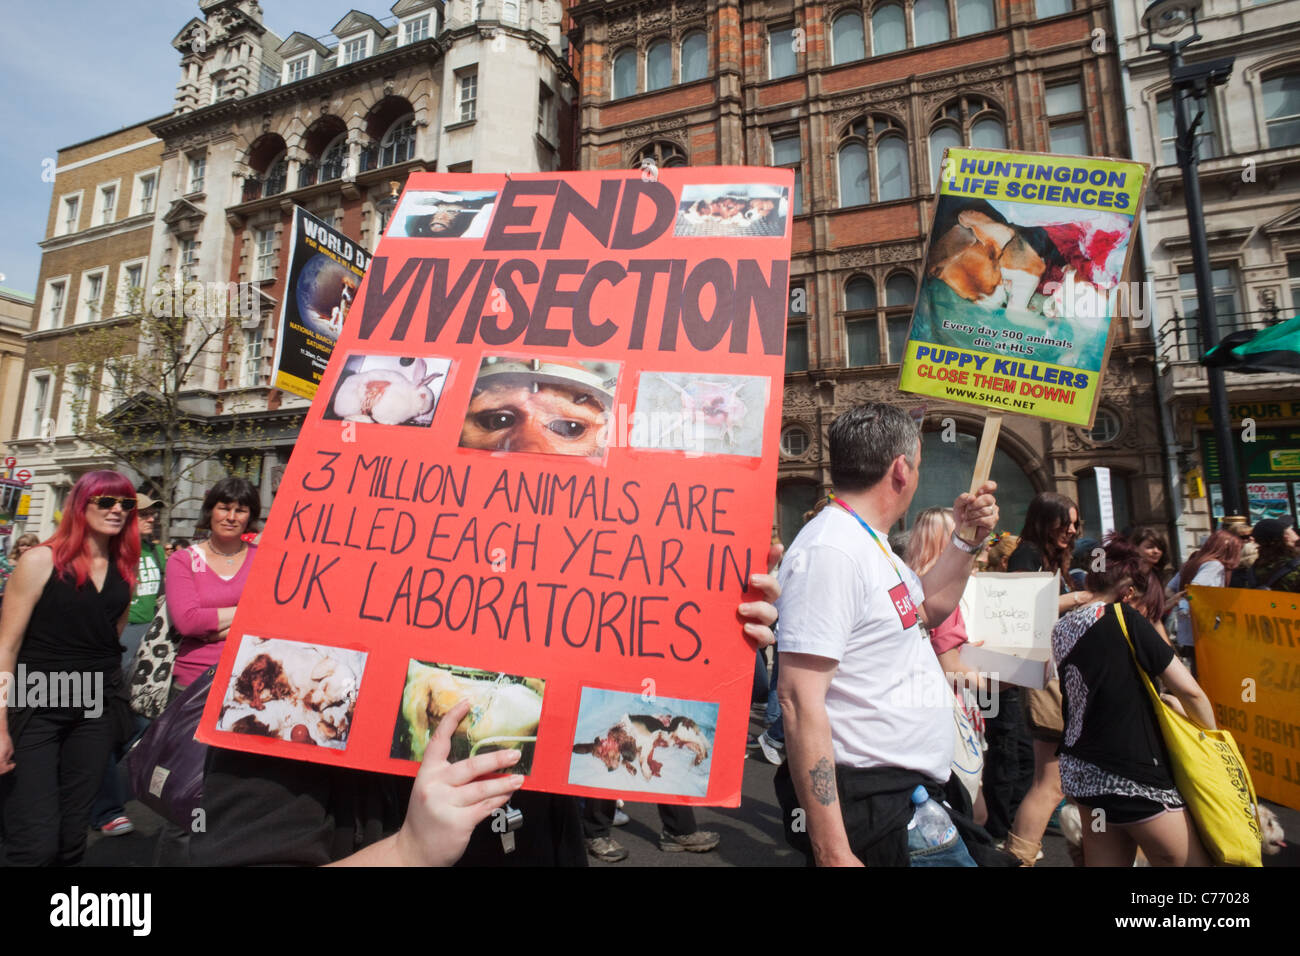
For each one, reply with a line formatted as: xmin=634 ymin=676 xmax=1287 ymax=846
xmin=828 ymin=404 xmax=920 ymax=492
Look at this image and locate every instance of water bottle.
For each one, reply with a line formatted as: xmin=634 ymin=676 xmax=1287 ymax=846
xmin=908 ymin=785 xmax=958 ymax=847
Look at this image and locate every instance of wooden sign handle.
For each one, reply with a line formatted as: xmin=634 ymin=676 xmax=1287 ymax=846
xmin=969 ymin=412 xmax=1002 ymax=494
xmin=960 ymin=412 xmax=1002 ymax=543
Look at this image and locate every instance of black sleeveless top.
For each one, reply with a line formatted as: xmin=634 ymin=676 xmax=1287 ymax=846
xmin=18 ymin=559 xmax=131 ymax=673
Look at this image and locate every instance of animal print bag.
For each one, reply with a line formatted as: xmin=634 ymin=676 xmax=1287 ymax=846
xmin=127 ymin=595 xmax=181 ymax=719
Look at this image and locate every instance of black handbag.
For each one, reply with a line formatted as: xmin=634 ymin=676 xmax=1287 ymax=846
xmin=127 ymin=667 xmax=214 ymax=829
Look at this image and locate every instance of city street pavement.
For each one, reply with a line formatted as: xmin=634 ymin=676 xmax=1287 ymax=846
xmin=79 ymin=698 xmax=1300 ymax=867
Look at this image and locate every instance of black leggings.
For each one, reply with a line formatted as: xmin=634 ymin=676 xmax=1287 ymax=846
xmin=1 ymin=707 xmax=119 ymax=865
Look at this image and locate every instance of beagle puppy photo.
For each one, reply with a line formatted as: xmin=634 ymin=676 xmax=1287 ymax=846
xmin=911 ymin=196 xmax=1133 ymax=368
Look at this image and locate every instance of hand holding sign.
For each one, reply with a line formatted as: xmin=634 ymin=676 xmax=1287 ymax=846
xmin=954 ymin=480 xmax=999 ymax=543
xmin=391 ymin=699 xmax=524 ymax=868
xmin=739 ymin=541 xmax=783 ymax=649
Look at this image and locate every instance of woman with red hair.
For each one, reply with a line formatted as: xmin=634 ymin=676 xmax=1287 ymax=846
xmin=0 ymin=471 xmax=139 ymax=865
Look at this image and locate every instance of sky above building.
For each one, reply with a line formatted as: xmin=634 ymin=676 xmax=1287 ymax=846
xmin=0 ymin=0 xmax=380 ymax=296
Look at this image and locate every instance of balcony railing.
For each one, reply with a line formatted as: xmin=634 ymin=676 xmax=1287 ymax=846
xmin=1158 ymin=311 xmax=1288 ymax=366
xmin=297 ymin=157 xmax=345 ymax=189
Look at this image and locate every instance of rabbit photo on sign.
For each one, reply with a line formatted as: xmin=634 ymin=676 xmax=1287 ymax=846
xmin=326 ymin=354 xmax=452 ymax=427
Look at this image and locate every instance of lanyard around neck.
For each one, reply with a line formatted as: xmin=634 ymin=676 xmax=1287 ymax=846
xmin=829 ymin=494 xmax=904 ymax=585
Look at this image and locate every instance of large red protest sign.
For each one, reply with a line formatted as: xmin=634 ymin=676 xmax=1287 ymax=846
xmin=196 ymin=168 xmax=793 ymax=806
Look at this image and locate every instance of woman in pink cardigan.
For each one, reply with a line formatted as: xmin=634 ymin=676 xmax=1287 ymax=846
xmin=167 ymin=477 xmax=261 ymax=696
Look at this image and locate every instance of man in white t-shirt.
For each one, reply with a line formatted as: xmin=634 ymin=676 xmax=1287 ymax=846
xmin=776 ymin=403 xmax=999 ymax=866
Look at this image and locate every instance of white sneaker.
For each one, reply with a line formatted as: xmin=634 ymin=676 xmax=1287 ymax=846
xmin=756 ymin=731 xmax=785 ymax=765
xmin=613 ymin=807 xmax=630 ymax=826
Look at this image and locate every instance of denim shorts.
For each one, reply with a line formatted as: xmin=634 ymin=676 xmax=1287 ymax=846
xmin=907 ymin=825 xmax=978 ymax=867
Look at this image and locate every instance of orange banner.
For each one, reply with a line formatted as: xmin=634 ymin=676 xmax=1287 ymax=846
xmin=1190 ymin=586 xmax=1300 ymax=811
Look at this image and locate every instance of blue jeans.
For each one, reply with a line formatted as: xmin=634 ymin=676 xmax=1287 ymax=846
xmin=764 ymin=651 xmax=784 ymax=741
xmin=907 ymin=825 xmax=978 ymax=867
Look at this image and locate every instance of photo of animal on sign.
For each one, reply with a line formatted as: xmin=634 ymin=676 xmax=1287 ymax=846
xmin=216 ymin=636 xmax=366 ymax=750
xmin=629 ymin=371 xmax=767 ymax=457
xmin=459 ymin=356 xmax=620 ymax=458
xmin=393 ymin=661 xmax=545 ymax=774
xmin=569 ymin=688 xmax=717 ymax=797
xmin=323 ymin=353 xmax=451 ymax=427
xmin=911 ymin=195 xmax=1131 ymax=369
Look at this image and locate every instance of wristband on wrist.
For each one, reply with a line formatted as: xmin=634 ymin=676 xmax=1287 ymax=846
xmin=950 ymin=530 xmax=980 ymax=554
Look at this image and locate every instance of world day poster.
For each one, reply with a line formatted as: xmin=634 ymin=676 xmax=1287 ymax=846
xmin=270 ymin=206 xmax=371 ymax=400
xmin=898 ymin=147 xmax=1148 ymax=426
xmin=198 ymin=169 xmax=794 ymax=806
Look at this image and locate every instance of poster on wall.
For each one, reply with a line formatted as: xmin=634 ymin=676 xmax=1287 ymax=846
xmin=198 ymin=169 xmax=794 ymax=806
xmin=270 ymin=206 xmax=370 ymax=399
xmin=1247 ymin=482 xmax=1291 ymax=523
xmin=897 ymin=148 xmax=1148 ymax=426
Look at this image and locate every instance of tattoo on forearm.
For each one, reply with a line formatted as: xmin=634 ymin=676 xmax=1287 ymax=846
xmin=809 ymin=757 xmax=836 ymax=806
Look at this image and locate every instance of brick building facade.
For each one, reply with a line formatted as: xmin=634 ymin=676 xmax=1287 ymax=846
xmin=569 ymin=0 xmax=1171 ymax=545
xmin=9 ymin=120 xmax=165 ymax=536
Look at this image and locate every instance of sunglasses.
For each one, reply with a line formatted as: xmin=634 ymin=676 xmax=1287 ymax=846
xmin=90 ymin=496 xmax=137 ymax=511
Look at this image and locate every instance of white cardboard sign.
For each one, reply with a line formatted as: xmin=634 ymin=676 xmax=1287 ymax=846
xmin=958 ymin=571 xmax=1059 ymax=689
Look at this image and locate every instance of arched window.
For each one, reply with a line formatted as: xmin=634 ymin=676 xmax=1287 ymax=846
xmin=838 ymin=141 xmax=870 ymax=207
xmin=872 ymin=4 xmax=906 ymax=55
xmin=972 ymin=116 xmax=1007 ymax=149
xmin=845 ymin=272 xmax=915 ymax=367
xmin=877 ymin=134 xmax=910 ymax=200
xmin=914 ymin=0 xmax=951 ymax=45
xmin=957 ymin=0 xmax=995 ymax=36
xmin=612 ymin=48 xmax=636 ymax=99
xmin=379 ymin=115 xmax=416 ymax=167
xmin=929 ymin=96 xmax=1007 ymax=189
xmin=262 ymin=152 xmax=288 ymax=197
xmin=634 ymin=141 xmax=688 ymax=171
xmin=832 ymin=11 xmax=865 ymax=64
xmin=646 ymin=39 xmax=671 ymax=91
xmin=838 ymin=115 xmax=909 ymax=206
xmin=929 ymin=124 xmax=962 ymax=191
xmin=319 ymin=134 xmax=348 ymax=182
xmin=681 ymin=31 xmax=707 ymax=82
xmin=845 ymin=275 xmax=880 ymax=366
xmin=1263 ymin=72 xmax=1300 ymax=148
xmin=885 ymin=272 xmax=917 ymax=362
xmin=846 ymin=275 xmax=876 ymax=310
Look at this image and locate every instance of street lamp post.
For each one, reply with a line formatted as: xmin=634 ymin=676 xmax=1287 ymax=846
xmin=1142 ymin=0 xmax=1243 ymax=520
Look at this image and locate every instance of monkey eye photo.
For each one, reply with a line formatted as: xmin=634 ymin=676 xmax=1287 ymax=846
xmin=459 ymin=356 xmax=620 ymax=458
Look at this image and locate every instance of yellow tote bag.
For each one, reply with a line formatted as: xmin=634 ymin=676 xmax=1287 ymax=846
xmin=1113 ymin=604 xmax=1262 ymax=867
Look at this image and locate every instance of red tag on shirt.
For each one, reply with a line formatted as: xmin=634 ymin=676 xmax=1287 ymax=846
xmin=888 ymin=581 xmax=918 ymax=629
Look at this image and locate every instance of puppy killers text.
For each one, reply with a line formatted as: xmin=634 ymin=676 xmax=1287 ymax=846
xmin=275 ymin=453 xmax=753 ymax=661
xmin=357 ymin=179 xmax=789 ymax=356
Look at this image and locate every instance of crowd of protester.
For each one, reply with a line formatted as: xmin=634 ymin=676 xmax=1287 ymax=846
xmin=0 ymin=419 xmax=1295 ymax=867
